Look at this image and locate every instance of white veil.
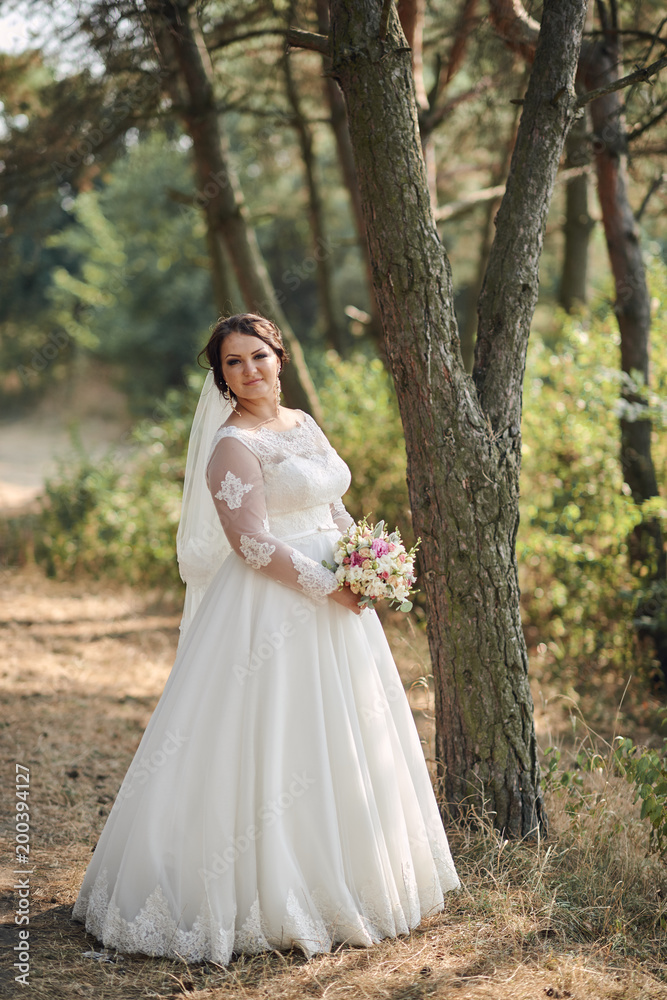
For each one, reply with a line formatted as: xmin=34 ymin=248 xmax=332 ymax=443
xmin=176 ymin=369 xmax=232 ymax=638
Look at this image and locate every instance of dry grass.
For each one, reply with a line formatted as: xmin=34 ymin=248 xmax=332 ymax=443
xmin=1 ymin=565 xmax=666 ymax=1000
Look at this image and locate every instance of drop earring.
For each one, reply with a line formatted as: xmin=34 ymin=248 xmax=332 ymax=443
xmin=274 ymin=370 xmax=282 ymax=414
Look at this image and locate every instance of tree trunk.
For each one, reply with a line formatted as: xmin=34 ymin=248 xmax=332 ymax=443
xmin=283 ymin=31 xmax=349 ymax=354
xmin=581 ymin=36 xmax=658 ymax=505
xmin=145 ymin=0 xmax=322 ymax=420
xmin=315 ymin=0 xmax=385 ymax=353
xmin=559 ymin=102 xmax=593 ymax=311
xmin=581 ymin=24 xmax=666 ymax=675
xmin=205 ymin=228 xmax=238 ymax=315
xmin=459 ymin=111 xmax=519 ymax=371
xmin=491 ymin=0 xmax=666 ymax=674
xmin=490 ymin=0 xmax=660 ymax=504
xmin=397 ymin=0 xmax=436 ymax=205
xmin=329 ymin=0 xmax=586 ymax=835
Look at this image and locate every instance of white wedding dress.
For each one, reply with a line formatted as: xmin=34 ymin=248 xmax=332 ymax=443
xmin=72 ymin=409 xmax=459 ymax=964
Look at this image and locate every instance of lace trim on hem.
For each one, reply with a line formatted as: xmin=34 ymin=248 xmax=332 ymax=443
xmin=72 ymin=859 xmax=455 ymax=965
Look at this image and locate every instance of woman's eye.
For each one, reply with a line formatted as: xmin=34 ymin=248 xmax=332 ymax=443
xmin=226 ymin=353 xmax=268 ymax=365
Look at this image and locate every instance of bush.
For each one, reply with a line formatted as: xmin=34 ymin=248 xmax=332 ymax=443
xmin=318 ymin=350 xmax=411 ymax=542
xmin=518 ymin=268 xmax=667 ymax=701
xmin=33 ymin=382 xmax=196 ymax=588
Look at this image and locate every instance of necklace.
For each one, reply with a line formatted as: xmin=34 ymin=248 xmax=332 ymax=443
xmin=232 ymin=403 xmax=281 ymax=431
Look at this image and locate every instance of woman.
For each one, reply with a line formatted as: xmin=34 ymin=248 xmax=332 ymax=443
xmin=72 ymin=313 xmax=459 ymax=964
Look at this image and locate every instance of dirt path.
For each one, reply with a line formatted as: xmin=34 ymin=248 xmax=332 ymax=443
xmin=0 ymin=567 xmax=665 ymax=1000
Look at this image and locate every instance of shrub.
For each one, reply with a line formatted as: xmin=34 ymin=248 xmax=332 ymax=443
xmin=518 ymin=268 xmax=667 ymax=701
xmin=318 ymin=350 xmax=411 ymax=543
xmin=34 ymin=382 xmax=195 ymax=588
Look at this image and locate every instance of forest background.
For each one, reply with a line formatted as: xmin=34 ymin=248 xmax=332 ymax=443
xmin=1 ymin=0 xmax=667 ymax=998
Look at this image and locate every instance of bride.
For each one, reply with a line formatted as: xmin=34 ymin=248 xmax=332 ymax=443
xmin=72 ymin=313 xmax=460 ymax=964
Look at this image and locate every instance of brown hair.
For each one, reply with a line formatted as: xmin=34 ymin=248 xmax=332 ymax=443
xmin=198 ymin=313 xmax=289 ymax=402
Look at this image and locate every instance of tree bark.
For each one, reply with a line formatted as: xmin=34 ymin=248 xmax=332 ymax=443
xmin=315 ymin=0 xmax=385 ymax=353
xmin=580 ymin=33 xmax=658 ymax=506
xmin=205 ymin=228 xmax=238 ymax=315
xmin=145 ymin=0 xmax=322 ymax=420
xmin=283 ymin=32 xmax=348 ymax=354
xmin=559 ymin=102 xmax=593 ymax=311
xmin=329 ymin=0 xmax=586 ymax=835
xmin=459 ymin=110 xmax=519 ymax=371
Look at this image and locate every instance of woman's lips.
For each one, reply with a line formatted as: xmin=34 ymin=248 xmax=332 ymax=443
xmin=244 ymin=378 xmax=263 ymax=385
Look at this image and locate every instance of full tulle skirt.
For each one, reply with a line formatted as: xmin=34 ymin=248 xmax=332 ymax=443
xmin=72 ymin=528 xmax=459 ymax=964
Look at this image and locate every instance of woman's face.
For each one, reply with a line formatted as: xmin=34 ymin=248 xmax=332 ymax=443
xmin=220 ymin=331 xmax=280 ymax=404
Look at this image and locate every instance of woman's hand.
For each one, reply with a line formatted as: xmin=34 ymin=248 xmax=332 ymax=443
xmin=328 ymin=585 xmax=366 ymax=616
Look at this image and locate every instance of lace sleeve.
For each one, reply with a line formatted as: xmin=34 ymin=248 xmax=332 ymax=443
xmin=206 ymin=434 xmax=339 ymax=603
xmin=330 ymin=499 xmax=354 ymax=533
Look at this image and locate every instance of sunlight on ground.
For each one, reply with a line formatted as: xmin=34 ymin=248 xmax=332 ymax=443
xmin=1 ymin=567 xmax=666 ymax=1000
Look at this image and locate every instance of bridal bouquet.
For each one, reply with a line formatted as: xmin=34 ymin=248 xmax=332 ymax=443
xmin=324 ymin=517 xmax=420 ymax=612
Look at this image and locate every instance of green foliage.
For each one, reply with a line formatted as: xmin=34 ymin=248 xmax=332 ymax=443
xmin=543 ymin=731 xmax=667 ymax=857
xmin=45 ymin=131 xmax=215 ymax=410
xmin=518 ymin=265 xmax=667 ymax=693
xmin=34 ymin=379 xmax=198 ymax=587
xmin=318 ymin=350 xmax=412 ymax=544
xmin=614 ymin=735 xmax=667 ymax=854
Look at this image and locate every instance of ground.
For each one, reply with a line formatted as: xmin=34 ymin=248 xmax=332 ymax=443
xmin=1 ymin=565 xmax=665 ymax=1000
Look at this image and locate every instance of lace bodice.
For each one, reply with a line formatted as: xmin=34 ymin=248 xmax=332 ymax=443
xmin=205 ymin=411 xmax=354 ymax=602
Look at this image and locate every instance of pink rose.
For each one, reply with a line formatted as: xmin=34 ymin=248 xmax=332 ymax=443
xmin=350 ymin=551 xmax=364 ymax=567
xmin=371 ymin=538 xmax=390 ymax=557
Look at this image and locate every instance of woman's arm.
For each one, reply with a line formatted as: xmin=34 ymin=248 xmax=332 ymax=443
xmin=329 ymin=499 xmax=355 ymax=533
xmin=207 ymin=434 xmax=345 ymax=604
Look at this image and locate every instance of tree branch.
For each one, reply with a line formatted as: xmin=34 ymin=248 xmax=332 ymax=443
xmin=206 ymin=25 xmax=330 ymax=55
xmin=636 ymin=172 xmax=666 ymax=221
xmin=627 ymin=103 xmax=667 ymax=141
xmin=583 ymin=28 xmax=667 ymax=48
xmin=577 ymin=53 xmax=667 ymax=106
xmin=286 ymin=27 xmax=330 ymax=54
xmin=379 ymin=0 xmax=395 ymax=41
xmin=488 ymin=0 xmax=539 ymax=62
xmin=434 ymin=184 xmax=506 ymax=222
xmin=473 ymin=0 xmax=587 ymax=433
xmin=434 ymin=165 xmax=592 ymax=222
xmin=421 ymin=75 xmax=493 ymax=132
